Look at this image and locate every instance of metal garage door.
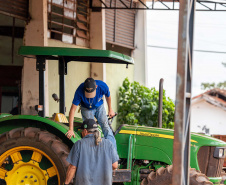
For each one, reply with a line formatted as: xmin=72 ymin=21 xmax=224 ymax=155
xmin=105 ymin=0 xmax=136 ymax=49
xmin=0 ymin=0 xmax=29 ymax=20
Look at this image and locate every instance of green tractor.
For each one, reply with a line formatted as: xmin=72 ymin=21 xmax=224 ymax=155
xmin=0 ymin=46 xmax=225 ymax=185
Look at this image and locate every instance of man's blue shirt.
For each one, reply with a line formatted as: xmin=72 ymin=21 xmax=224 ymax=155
xmin=72 ymin=80 xmax=110 ymax=109
xmin=66 ymin=134 xmax=119 ymax=185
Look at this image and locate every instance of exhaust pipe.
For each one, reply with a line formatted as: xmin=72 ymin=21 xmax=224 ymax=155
xmin=158 ymin=78 xmax=164 ymax=128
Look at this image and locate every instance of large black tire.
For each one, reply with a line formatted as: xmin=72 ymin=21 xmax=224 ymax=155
xmin=141 ymin=165 xmax=213 ymax=185
xmin=0 ymin=127 xmax=70 ymax=185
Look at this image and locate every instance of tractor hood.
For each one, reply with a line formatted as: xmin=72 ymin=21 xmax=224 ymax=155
xmin=118 ymin=124 xmax=226 ymax=147
xmin=115 ymin=124 xmax=226 ymax=183
xmin=115 ymin=124 xmax=226 ymax=170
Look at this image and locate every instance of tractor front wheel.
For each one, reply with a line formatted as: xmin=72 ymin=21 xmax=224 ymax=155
xmin=141 ymin=165 xmax=213 ymax=185
xmin=0 ymin=127 xmax=70 ymax=185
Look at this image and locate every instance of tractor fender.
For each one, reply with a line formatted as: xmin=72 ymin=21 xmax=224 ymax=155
xmin=134 ymin=145 xmax=172 ymax=165
xmin=0 ymin=115 xmax=81 ymax=148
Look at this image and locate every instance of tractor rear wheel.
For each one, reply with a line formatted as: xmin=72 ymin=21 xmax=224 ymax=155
xmin=141 ymin=165 xmax=213 ymax=185
xmin=0 ymin=127 xmax=70 ymax=185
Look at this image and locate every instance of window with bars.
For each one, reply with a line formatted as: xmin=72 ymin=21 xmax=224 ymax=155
xmin=48 ymin=0 xmax=89 ymax=47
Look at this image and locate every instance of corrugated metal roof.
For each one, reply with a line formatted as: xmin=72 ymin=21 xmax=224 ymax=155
xmin=192 ymin=88 xmax=226 ymax=110
xmin=193 ymin=89 xmax=226 ymax=99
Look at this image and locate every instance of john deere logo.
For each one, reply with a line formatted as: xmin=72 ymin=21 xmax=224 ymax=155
xmin=119 ymin=130 xmax=197 ymax=143
xmin=84 ymin=124 xmax=87 ymax=128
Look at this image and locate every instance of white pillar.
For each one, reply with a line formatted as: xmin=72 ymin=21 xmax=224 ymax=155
xmin=133 ymin=3 xmax=147 ymax=86
xmin=89 ymin=0 xmax=106 ymax=82
xmin=21 ymin=0 xmax=49 ymax=115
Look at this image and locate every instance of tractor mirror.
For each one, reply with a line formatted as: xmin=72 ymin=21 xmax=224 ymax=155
xmin=52 ymin=93 xmax=60 ymax=103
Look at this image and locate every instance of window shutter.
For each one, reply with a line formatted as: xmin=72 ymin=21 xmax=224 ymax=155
xmin=48 ymin=0 xmax=89 ymax=47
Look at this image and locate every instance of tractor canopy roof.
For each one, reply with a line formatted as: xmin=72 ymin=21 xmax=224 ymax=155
xmin=18 ymin=46 xmax=134 ymax=65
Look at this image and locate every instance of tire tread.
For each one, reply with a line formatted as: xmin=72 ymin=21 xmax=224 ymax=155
xmin=141 ymin=165 xmax=213 ymax=185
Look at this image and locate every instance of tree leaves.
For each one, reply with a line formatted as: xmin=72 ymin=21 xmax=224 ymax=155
xmin=201 ymin=62 xmax=226 ymax=90
xmin=118 ymin=78 xmax=175 ymax=128
xmin=201 ymin=81 xmax=226 ymax=90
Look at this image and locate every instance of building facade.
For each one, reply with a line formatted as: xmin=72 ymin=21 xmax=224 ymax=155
xmin=191 ymin=89 xmax=226 ymax=135
xmin=0 ymin=0 xmax=147 ymax=128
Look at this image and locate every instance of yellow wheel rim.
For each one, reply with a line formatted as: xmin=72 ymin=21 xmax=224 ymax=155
xmin=0 ymin=146 xmax=60 ymax=185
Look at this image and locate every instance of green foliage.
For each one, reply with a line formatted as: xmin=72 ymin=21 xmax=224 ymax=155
xmin=118 ymin=78 xmax=175 ymax=129
xmin=201 ymin=62 xmax=226 ymax=90
xmin=201 ymin=81 xmax=226 ymax=90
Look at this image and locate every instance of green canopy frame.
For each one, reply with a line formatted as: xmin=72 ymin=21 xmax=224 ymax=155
xmin=19 ymin=46 xmax=134 ymax=117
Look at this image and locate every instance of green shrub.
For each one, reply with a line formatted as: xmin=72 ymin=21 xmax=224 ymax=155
xmin=118 ymin=78 xmax=175 ymax=129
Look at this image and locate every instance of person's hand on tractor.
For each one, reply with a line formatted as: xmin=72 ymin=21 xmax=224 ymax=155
xmin=108 ymin=108 xmax=115 ymax=118
xmin=66 ymin=129 xmax=75 ymax=139
xmin=106 ymin=95 xmax=115 ymax=118
xmin=66 ymin=104 xmax=77 ymax=139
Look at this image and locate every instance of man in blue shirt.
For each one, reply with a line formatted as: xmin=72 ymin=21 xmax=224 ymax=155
xmin=66 ymin=77 xmax=116 ymax=149
xmin=64 ymin=119 xmax=119 ymax=185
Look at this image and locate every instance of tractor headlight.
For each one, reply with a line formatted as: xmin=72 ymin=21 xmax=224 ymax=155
xmin=214 ymin=147 xmax=226 ymax=158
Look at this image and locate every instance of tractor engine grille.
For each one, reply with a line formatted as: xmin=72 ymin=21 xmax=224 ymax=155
xmin=197 ymin=146 xmax=224 ymax=177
